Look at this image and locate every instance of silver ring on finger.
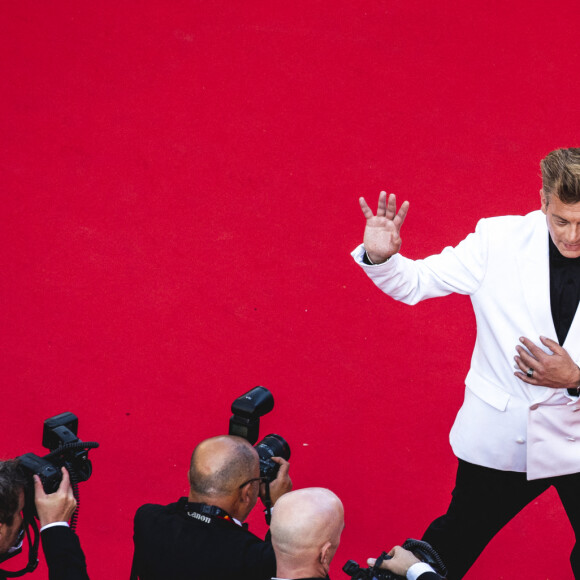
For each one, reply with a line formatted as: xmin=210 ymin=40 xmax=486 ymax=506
xmin=526 ymin=367 xmax=534 ymax=378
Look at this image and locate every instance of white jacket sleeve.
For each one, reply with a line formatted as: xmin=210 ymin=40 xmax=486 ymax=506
xmin=351 ymin=219 xmax=489 ymax=305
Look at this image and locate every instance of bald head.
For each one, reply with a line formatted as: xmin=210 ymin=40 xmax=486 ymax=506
xmin=270 ymin=488 xmax=344 ymax=578
xmin=189 ymin=435 xmax=259 ymax=497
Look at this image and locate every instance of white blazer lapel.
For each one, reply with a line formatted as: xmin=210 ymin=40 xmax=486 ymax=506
xmin=561 ymin=270 xmax=580 ymax=363
xmin=517 ymin=214 xmax=555 ymax=340
xmin=563 ymin=323 xmax=580 ymax=363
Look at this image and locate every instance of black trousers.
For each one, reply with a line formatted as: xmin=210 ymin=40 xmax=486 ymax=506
xmin=422 ymin=459 xmax=580 ymax=580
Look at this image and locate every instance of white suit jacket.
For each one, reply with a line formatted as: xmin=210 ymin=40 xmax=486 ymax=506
xmin=352 ymin=210 xmax=580 ymax=479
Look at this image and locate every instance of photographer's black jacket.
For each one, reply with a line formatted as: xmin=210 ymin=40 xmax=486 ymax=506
xmin=273 ymin=573 xmax=440 ymax=579
xmin=273 ymin=573 xmax=440 ymax=580
xmin=41 ymin=526 xmax=89 ymax=580
xmin=130 ymin=498 xmax=275 ymax=580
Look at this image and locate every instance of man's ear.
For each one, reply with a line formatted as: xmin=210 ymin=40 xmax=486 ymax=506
xmin=540 ymin=189 xmax=549 ymax=214
xmin=319 ymin=541 xmax=333 ymax=571
xmin=239 ymin=483 xmax=252 ymax=506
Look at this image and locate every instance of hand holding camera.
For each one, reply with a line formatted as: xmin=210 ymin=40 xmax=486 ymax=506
xmin=344 ymin=539 xmax=447 ymax=580
xmin=33 ymin=468 xmax=77 ymax=529
xmin=366 ymin=546 xmax=421 ymax=578
xmin=261 ymin=456 xmax=292 ymax=507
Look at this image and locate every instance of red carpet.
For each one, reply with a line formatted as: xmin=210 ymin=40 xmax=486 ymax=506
xmin=1 ymin=1 xmax=580 ymax=578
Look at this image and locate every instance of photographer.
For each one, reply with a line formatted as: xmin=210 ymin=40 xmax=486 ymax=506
xmin=130 ymin=435 xmax=292 ymax=580
xmin=270 ymin=487 xmax=344 ymax=579
xmin=270 ymin=488 xmax=442 ymax=580
xmin=0 ymin=460 xmax=89 ymax=580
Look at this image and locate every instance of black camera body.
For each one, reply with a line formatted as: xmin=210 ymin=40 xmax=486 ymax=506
xmin=228 ymin=387 xmax=290 ymax=483
xmin=343 ymin=539 xmax=447 ymax=580
xmin=18 ymin=412 xmax=98 ymax=494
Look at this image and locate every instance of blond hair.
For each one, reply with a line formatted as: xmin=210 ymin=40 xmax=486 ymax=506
xmin=540 ymin=148 xmax=580 ymax=204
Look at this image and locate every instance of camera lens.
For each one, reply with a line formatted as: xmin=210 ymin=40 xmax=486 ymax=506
xmin=255 ymin=434 xmax=290 ymax=461
xmin=255 ymin=434 xmax=290 ymax=483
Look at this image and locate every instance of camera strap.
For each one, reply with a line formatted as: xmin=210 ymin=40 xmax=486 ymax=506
xmin=262 ymin=482 xmax=273 ymax=526
xmin=181 ymin=500 xmax=238 ymax=525
xmin=0 ymin=507 xmax=40 ymax=578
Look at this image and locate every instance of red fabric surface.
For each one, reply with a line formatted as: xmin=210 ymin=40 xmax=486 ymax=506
xmin=1 ymin=1 xmax=579 ymax=578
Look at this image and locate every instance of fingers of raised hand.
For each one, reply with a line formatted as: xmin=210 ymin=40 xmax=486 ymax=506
xmin=384 ymin=191 xmax=396 ymax=218
xmin=393 ymin=200 xmax=410 ymax=229
xmin=376 ymin=191 xmax=389 ymax=217
xmin=359 ymin=197 xmax=374 ymax=219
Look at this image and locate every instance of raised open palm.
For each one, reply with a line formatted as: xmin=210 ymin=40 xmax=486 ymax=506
xmin=359 ymin=191 xmax=409 ymax=263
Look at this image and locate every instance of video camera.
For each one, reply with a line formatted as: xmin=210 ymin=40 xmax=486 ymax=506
xmin=343 ymin=539 xmax=447 ymax=580
xmin=228 ymin=386 xmax=290 ymax=484
xmin=0 ymin=412 xmax=98 ymax=578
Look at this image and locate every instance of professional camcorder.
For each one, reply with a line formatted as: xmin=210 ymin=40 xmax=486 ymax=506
xmin=0 ymin=412 xmax=98 ymax=578
xmin=343 ymin=539 xmax=447 ymax=580
xmin=228 ymin=386 xmax=290 ymax=484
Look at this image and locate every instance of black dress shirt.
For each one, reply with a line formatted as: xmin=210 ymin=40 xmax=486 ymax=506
xmin=549 ymin=236 xmax=580 ymax=395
